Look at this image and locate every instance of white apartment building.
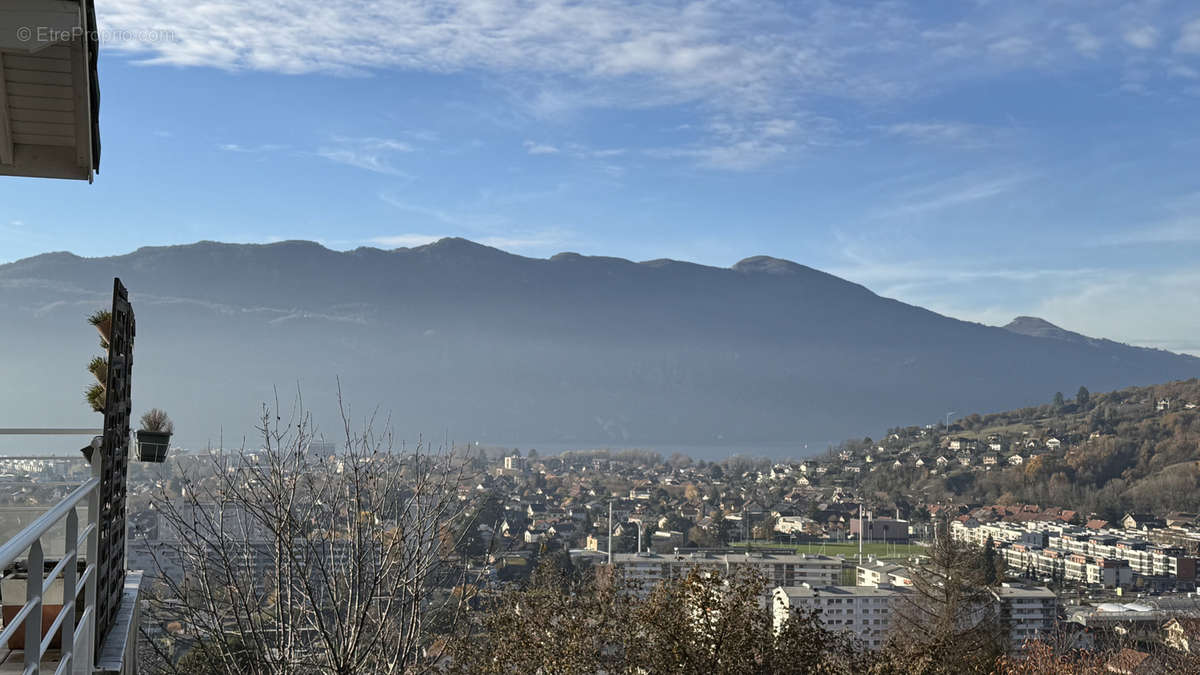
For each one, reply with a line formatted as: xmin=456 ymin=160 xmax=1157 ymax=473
xmin=952 ymin=520 xmax=1024 ymax=547
xmin=993 ymin=583 xmax=1057 ymax=650
xmin=771 ymin=584 xmax=905 ymax=650
xmin=855 ymin=559 xmax=915 ymax=587
xmin=952 ymin=520 xmax=1189 ymax=588
xmin=612 ymin=550 xmax=843 ymax=592
xmin=1048 ymin=531 xmax=1197 ymax=581
xmin=775 ymin=515 xmax=813 ymax=534
xmin=998 ymin=543 xmax=1133 ymax=588
xmin=773 ymin=581 xmax=1057 ymax=653
xmin=952 ymin=522 xmax=1131 ymax=588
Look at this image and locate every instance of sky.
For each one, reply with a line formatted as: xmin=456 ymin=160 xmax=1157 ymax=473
xmin=2 ymin=1 xmax=1200 ymax=355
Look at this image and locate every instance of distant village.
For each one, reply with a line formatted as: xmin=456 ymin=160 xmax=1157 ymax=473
xmin=1 ymin=389 xmax=1199 ymax=667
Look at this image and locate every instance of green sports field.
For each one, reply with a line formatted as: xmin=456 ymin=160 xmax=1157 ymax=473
xmin=728 ymin=541 xmax=927 ymax=559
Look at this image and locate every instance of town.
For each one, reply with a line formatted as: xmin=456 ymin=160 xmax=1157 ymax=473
xmin=2 ymin=378 xmax=1198 ymax=670
xmin=4 ymin=0 xmax=1200 ymax=671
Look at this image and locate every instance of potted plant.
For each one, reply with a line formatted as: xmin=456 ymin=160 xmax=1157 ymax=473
xmin=136 ymin=408 xmax=174 ymax=463
xmin=88 ymin=309 xmax=111 ymax=348
xmin=84 ymin=310 xmax=111 ymax=414
xmin=80 ymin=310 xmax=112 ymax=462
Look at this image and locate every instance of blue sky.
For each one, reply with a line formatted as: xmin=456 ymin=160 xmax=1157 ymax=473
xmin=3 ymin=1 xmax=1200 ymax=354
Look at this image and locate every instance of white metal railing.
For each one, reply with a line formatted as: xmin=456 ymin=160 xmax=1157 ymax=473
xmin=0 ymin=430 xmax=103 ymax=436
xmin=0 ymin=430 xmax=102 ymax=675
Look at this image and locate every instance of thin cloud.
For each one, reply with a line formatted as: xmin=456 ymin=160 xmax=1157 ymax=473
xmin=96 ymin=1 xmax=1200 ymax=171
xmin=523 ymin=140 xmax=560 ymax=155
xmin=478 ymin=230 xmax=573 ymax=251
xmin=1123 ymin=26 xmax=1159 ymax=50
xmin=645 ymin=115 xmax=822 ymax=170
xmin=883 ymin=173 xmax=1030 ymax=217
xmin=377 ymin=195 xmax=464 ymax=227
xmin=220 ymin=143 xmax=288 ymax=153
xmin=1098 ymin=219 xmax=1200 ymax=246
xmin=1177 ymin=18 xmax=1200 ymax=54
xmin=831 ymin=253 xmax=1200 ymax=357
xmin=377 ymin=193 xmax=524 ymax=232
xmin=317 ymin=137 xmax=414 ymax=176
xmin=880 ymin=121 xmax=994 ymax=149
xmin=1096 ymin=192 xmax=1200 ymax=246
xmin=365 ymin=228 xmax=573 ymax=254
xmin=368 ymin=234 xmax=445 ymax=248
xmin=1066 ymin=23 xmax=1103 ymax=57
xmin=1032 ymin=269 xmax=1200 ymax=357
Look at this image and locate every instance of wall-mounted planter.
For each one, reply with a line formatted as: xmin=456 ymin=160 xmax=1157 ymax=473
xmin=136 ymin=430 xmax=171 ymax=462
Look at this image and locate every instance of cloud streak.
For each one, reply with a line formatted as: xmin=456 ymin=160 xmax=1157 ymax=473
xmin=523 ymin=140 xmax=560 ymax=155
xmin=96 ymin=1 xmax=1200 ymax=171
xmin=316 ymin=137 xmax=414 ymax=176
xmin=880 ymin=173 xmax=1031 ymax=218
xmin=880 ymin=121 xmax=1000 ymax=149
xmin=365 ymin=229 xmax=574 ymax=254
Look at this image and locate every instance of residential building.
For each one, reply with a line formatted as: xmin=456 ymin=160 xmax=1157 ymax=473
xmin=850 ymin=517 xmax=910 ymax=543
xmin=775 ymin=515 xmax=814 ymax=534
xmin=612 ymin=550 xmax=842 ymax=593
xmin=1122 ymin=513 xmax=1165 ymax=531
xmin=856 ymin=560 xmax=915 ymax=587
xmin=993 ymin=583 xmax=1057 ymax=650
xmin=1164 ymin=617 xmax=1200 ymax=654
xmin=771 ymin=583 xmax=906 ymax=650
xmin=951 ymin=521 xmax=1137 ymax=588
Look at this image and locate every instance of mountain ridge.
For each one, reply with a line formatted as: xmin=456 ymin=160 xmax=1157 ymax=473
xmin=1 ymin=239 xmax=1197 ymax=454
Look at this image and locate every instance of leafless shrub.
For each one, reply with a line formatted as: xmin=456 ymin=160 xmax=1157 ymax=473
xmin=139 ymin=389 xmax=476 ymax=674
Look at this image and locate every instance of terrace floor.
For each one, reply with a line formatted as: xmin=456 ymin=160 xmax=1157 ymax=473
xmin=0 ymin=648 xmax=62 ymax=673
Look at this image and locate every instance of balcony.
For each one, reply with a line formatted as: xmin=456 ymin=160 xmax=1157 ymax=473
xmin=0 ymin=0 xmax=101 ymax=181
xmin=0 ymin=430 xmax=140 ymax=674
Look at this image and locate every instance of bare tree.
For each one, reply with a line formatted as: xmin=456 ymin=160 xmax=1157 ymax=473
xmin=443 ymin=564 xmax=880 ymax=675
xmin=139 ymin=392 xmax=476 ymax=674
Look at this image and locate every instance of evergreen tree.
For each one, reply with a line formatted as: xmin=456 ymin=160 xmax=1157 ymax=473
xmin=983 ymin=536 xmax=999 ymax=585
xmin=1077 ymin=386 xmax=1091 ymax=409
xmin=890 ymin=521 xmax=1006 ymax=673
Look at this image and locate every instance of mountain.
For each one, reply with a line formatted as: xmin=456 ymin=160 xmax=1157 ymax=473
xmin=1003 ymin=316 xmax=1118 ymax=349
xmin=2 ymin=239 xmax=1198 ymax=456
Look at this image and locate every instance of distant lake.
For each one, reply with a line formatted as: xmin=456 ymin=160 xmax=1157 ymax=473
xmin=481 ymin=441 xmax=834 ymax=462
xmin=0 ymin=436 xmax=834 ymax=462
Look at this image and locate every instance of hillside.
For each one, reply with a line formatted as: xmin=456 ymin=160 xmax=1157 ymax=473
xmin=854 ymin=380 xmax=1200 ymax=519
xmin=1 ymin=239 xmax=1198 ymax=453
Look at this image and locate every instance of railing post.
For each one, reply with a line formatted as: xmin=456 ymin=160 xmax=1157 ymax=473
xmin=83 ymin=452 xmax=102 ymax=673
xmin=25 ymin=539 xmax=44 ymax=674
xmin=63 ymin=508 xmax=79 ymax=673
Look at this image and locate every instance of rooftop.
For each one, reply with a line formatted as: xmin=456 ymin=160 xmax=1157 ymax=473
xmin=611 ymin=550 xmax=841 ymax=564
xmin=775 ymin=584 xmax=906 ymax=598
xmin=994 ymin=583 xmax=1056 ymax=599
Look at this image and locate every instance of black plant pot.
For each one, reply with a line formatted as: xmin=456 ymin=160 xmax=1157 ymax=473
xmin=136 ymin=430 xmax=171 ymax=462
